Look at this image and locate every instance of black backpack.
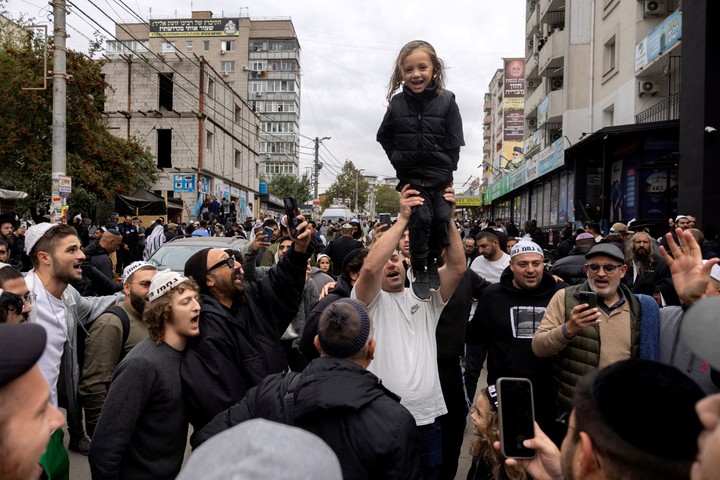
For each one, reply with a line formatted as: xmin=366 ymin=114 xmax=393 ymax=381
xmin=77 ymin=305 xmax=131 ymax=372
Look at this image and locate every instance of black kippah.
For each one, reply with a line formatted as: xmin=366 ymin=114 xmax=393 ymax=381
xmin=591 ymin=359 xmax=704 ymax=460
xmin=317 ymin=299 xmax=370 ymax=358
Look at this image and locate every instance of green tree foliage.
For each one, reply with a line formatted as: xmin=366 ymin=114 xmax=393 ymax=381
xmin=374 ymin=184 xmax=401 ymax=216
xmin=268 ymin=174 xmax=312 ymax=205
xmin=321 ymin=161 xmax=369 ymax=211
xmin=0 ymin=23 xmax=156 ymax=218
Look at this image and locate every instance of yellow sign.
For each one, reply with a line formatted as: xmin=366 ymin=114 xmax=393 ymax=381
xmin=456 ymin=197 xmax=483 ymax=207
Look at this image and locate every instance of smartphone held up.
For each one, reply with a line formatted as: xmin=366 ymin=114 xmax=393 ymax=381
xmin=497 ymin=377 xmax=536 ymax=459
xmin=283 ymin=196 xmax=301 ymax=236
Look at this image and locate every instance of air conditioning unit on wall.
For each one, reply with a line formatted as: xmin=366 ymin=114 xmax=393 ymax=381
xmin=528 ymin=118 xmax=537 ymax=127
xmin=527 ymin=79 xmax=536 ymax=88
xmin=551 ymin=78 xmax=563 ymax=90
xmin=639 ymin=80 xmax=660 ymax=96
xmin=643 ymin=0 xmax=667 ymax=17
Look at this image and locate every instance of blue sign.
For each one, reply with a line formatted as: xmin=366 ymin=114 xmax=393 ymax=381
xmin=259 ymin=182 xmax=268 ymax=195
xmin=173 ymin=173 xmax=196 ymax=193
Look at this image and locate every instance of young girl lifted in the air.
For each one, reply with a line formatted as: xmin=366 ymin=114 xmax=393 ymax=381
xmin=377 ymin=40 xmax=464 ymax=300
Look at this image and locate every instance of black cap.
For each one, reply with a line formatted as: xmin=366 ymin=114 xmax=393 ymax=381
xmin=185 ymin=248 xmax=211 ymax=296
xmin=585 ymin=243 xmax=625 ymax=264
xmin=0 ymin=323 xmax=47 ymax=387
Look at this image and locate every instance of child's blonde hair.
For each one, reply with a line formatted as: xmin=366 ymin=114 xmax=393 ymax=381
xmin=386 ymin=40 xmax=446 ymax=104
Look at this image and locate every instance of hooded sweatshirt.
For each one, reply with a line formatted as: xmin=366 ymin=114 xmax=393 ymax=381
xmin=468 ymin=267 xmax=565 ymax=433
xmin=193 ymin=357 xmax=421 ymax=480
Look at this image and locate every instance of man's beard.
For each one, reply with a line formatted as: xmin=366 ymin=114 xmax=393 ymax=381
xmin=130 ymin=290 xmax=147 ymax=316
xmin=634 ymin=247 xmax=652 ymax=267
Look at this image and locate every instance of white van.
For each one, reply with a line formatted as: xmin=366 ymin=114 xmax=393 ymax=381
xmin=321 ymin=207 xmax=354 ymax=223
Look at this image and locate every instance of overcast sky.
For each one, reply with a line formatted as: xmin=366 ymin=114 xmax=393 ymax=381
xmin=7 ymin=0 xmax=526 ymax=193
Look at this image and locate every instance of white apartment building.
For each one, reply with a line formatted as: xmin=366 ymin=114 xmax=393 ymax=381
xmin=486 ymin=0 xmax=681 ymax=236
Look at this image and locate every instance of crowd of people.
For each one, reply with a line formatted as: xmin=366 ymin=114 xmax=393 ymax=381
xmin=1 ymin=191 xmax=720 ymax=480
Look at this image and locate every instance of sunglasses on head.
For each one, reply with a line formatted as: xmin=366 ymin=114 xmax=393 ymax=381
xmin=586 ymin=263 xmax=623 ymax=273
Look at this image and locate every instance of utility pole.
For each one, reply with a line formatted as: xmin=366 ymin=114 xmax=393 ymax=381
xmin=51 ymin=0 xmax=68 ymax=222
xmin=313 ymin=136 xmax=330 ymax=200
xmin=354 ymin=168 xmax=365 ymax=214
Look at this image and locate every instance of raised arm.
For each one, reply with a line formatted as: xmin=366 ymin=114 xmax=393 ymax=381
xmin=353 ymin=185 xmax=423 ymax=305
xmin=660 ymin=227 xmax=719 ymax=305
xmin=438 ymin=187 xmax=466 ymax=302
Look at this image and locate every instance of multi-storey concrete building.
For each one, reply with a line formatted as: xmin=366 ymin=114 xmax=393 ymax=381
xmin=104 ymin=10 xmax=301 ymax=220
xmin=485 ymin=0 xmax=681 ymax=238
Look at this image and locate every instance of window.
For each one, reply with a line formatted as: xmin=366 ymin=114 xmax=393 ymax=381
xmin=158 ymin=73 xmax=173 ymax=110
xmin=186 ymin=40 xmax=193 ymax=52
xmin=220 ymin=40 xmax=236 ymax=52
xmin=603 ymin=35 xmax=616 ymax=75
xmin=206 ymin=131 xmax=214 ymax=152
xmin=235 ymin=105 xmax=242 ymax=123
xmin=250 ymin=61 xmax=266 ymax=71
xmin=207 ymin=77 xmax=215 ymax=98
xmin=157 ymin=129 xmax=172 ymax=168
xmin=220 ymin=61 xmax=236 ymax=73
xmin=226 ymin=81 xmax=235 ymax=91
xmin=161 ymin=42 xmax=175 ymax=53
xmin=603 ymin=104 xmax=615 ymax=127
xmin=203 ymin=40 xmax=210 ymax=51
xmin=234 ymin=149 xmax=242 ymax=169
xmin=265 ymin=80 xmax=295 ymax=92
xmin=249 ymin=81 xmax=263 ymax=93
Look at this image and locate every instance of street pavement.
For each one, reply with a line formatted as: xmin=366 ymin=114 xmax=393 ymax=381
xmin=65 ymin=368 xmax=487 ymax=479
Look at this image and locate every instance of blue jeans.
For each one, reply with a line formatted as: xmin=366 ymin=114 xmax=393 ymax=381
xmin=417 ymin=418 xmax=443 ymax=480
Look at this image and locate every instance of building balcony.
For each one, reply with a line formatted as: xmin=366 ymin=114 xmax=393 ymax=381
xmin=538 ymin=28 xmax=566 ymax=75
xmin=525 ymin=52 xmax=538 ymax=80
xmin=526 ymin=6 xmax=539 ymax=35
xmin=537 ymin=89 xmax=565 ymax=126
xmin=636 ymin=94 xmax=681 ymax=124
xmin=540 ymin=0 xmax=565 ymax=23
xmin=525 ymin=79 xmax=546 ymax=117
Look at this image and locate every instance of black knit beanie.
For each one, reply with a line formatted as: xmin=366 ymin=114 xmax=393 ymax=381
xmin=184 ymin=247 xmax=211 ymax=295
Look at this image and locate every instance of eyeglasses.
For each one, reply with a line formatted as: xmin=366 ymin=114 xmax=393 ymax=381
xmin=586 ymin=263 xmax=624 ymax=273
xmin=207 ymin=256 xmax=235 ymax=273
xmin=129 ymin=280 xmax=153 ymax=287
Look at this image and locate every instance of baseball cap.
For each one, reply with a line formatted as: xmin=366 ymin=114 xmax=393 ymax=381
xmin=681 ymin=296 xmax=720 ymax=370
xmin=122 ymin=261 xmax=157 ymax=283
xmin=24 ymin=222 xmax=58 ymax=254
xmin=148 ymin=269 xmax=190 ymax=302
xmin=585 ymin=243 xmax=625 ymax=264
xmin=610 ymin=222 xmax=633 ymax=234
xmin=510 ymin=240 xmax=544 ymax=258
xmin=0 ymin=323 xmax=47 ymax=386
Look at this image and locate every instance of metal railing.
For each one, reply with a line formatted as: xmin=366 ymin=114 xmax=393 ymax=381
xmin=635 ymin=94 xmax=681 ymax=124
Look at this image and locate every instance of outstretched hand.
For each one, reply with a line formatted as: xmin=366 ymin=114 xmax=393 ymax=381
xmin=659 ymin=228 xmax=719 ymax=305
xmin=291 ymin=212 xmax=311 ymax=252
xmin=443 ymin=185 xmax=457 ymax=218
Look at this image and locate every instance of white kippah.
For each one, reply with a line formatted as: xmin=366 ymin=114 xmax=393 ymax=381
xmin=122 ymin=261 xmax=157 ymax=283
xmin=25 ymin=223 xmax=58 ymax=254
xmin=148 ymin=269 xmax=189 ymax=302
xmin=510 ymin=240 xmax=544 ymax=258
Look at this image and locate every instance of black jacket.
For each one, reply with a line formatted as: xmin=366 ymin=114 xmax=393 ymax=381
xmin=377 ymin=85 xmax=464 ymax=188
xmin=467 ymin=268 xmax=565 ymax=434
xmin=438 ymin=269 xmax=489 ymax=358
xmin=193 ymin=357 xmax=421 ymax=480
xmin=180 ymin=248 xmax=311 ymax=432
xmin=550 ymin=246 xmax=592 ymax=285
xmin=323 ymin=236 xmax=363 ymax=277
xmin=83 ymin=241 xmax=115 ymax=281
xmin=299 ymin=276 xmax=354 ymax=361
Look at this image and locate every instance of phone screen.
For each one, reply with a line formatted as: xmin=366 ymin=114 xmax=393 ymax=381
xmin=283 ymin=197 xmax=298 ymax=235
xmin=262 ymin=227 xmax=275 ymax=241
xmin=379 ymin=213 xmax=391 ymax=229
xmin=578 ymin=291 xmax=597 ymax=309
xmin=497 ymin=377 xmax=536 ymax=459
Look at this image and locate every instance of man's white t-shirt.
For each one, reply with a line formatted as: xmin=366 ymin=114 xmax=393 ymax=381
xmin=32 ymin=273 xmax=68 ymax=407
xmin=352 ymin=285 xmax=448 ymax=425
xmin=470 ymin=252 xmax=510 ymax=284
